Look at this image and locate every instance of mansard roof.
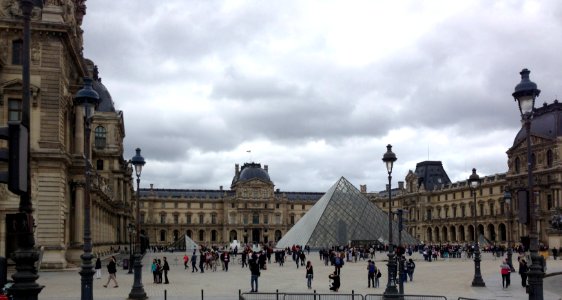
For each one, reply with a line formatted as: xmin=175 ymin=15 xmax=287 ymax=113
xmin=414 ymin=161 xmax=451 ymax=191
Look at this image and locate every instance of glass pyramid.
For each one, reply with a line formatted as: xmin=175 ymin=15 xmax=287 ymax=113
xmin=277 ymin=177 xmax=417 ymax=248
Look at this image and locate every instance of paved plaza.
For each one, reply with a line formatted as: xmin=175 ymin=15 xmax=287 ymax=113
xmin=36 ymin=251 xmax=562 ymax=300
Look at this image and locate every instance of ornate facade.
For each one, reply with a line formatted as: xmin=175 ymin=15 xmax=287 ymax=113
xmin=0 ymin=0 xmax=134 ymax=268
xmin=139 ymin=163 xmax=322 ymax=246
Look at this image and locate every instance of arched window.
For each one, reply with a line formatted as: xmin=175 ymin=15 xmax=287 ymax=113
xmin=547 ymin=149 xmax=553 ymax=168
xmin=199 ymin=230 xmax=205 ymax=241
xmin=252 ymin=212 xmax=259 ymax=224
xmin=211 ymin=230 xmax=217 ymax=242
xmin=515 ymin=157 xmax=520 ymax=173
xmin=160 ymin=230 xmax=166 ymax=242
xmin=94 ymin=126 xmax=107 ymax=149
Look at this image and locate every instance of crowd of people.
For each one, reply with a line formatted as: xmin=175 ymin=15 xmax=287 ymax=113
xmin=94 ymin=241 xmax=559 ymax=294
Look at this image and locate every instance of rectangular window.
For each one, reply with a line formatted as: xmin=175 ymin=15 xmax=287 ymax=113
xmin=140 ymin=214 xmax=145 ymax=224
xmin=489 ymin=203 xmax=494 ymax=216
xmin=302 ymin=204 xmax=305 ymax=210
xmin=160 ymin=215 xmax=166 ymax=224
xmin=290 ymin=215 xmax=295 ymax=224
xmin=211 ymin=214 xmax=216 ymax=224
xmin=161 ymin=202 xmax=165 ymax=208
xmin=96 ymin=159 xmax=103 ymax=170
xmin=174 ymin=202 xmax=178 ymax=209
xmin=186 ymin=214 xmax=191 ymax=224
xmin=547 ymin=194 xmax=553 ymax=210
xmin=8 ymin=99 xmax=22 ymax=121
xmin=199 ymin=214 xmax=204 ymax=224
xmin=291 ymin=204 xmax=294 ymax=210
xmin=231 ymin=203 xmax=235 ymax=208
xmin=12 ymin=40 xmax=23 ymax=65
xmin=263 ymin=214 xmax=268 ymax=224
xmin=276 ymin=204 xmax=280 ymax=209
xmin=275 ymin=215 xmax=281 ymax=225
xmin=174 ymin=214 xmax=179 ymax=224
xmin=462 ymin=206 xmax=466 ymax=217
xmin=489 ymin=187 xmax=493 ymax=195
xmin=426 ymin=210 xmax=432 ymax=220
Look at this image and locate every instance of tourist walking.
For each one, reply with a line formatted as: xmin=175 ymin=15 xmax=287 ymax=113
xmin=367 ymin=260 xmax=375 ymax=288
xmin=519 ymin=258 xmax=528 ymax=287
xmin=157 ymin=259 xmax=163 ymax=283
xmin=191 ymin=251 xmax=199 ymax=272
xmin=163 ymin=257 xmax=170 ymax=284
xmin=95 ymin=257 xmax=102 ymax=279
xmin=305 ymin=261 xmax=314 ymax=289
xmin=222 ymin=251 xmax=230 ymax=271
xmin=103 ymin=256 xmax=118 ymax=288
xmin=249 ymin=254 xmax=260 ymax=292
xmin=500 ymin=259 xmax=511 ymax=288
xmin=183 ymin=253 xmax=189 ymax=270
xmin=407 ymin=258 xmax=416 ymax=281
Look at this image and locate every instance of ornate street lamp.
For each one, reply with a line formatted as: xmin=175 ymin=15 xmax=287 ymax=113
xmin=9 ymin=1 xmax=44 ymax=299
xmin=128 ymin=148 xmax=147 ymax=300
xmin=512 ymin=68 xmax=543 ymax=300
xmin=75 ymin=78 xmax=100 ymax=300
xmin=468 ymin=168 xmax=485 ymax=287
xmin=504 ymin=189 xmax=516 ymax=272
xmin=382 ymin=144 xmax=399 ymax=298
xmin=128 ymin=223 xmax=135 ymax=274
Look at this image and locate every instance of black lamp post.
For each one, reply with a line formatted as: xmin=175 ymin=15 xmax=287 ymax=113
xmin=468 ymin=168 xmax=485 ymax=287
xmin=128 ymin=148 xmax=147 ymax=300
xmin=8 ymin=1 xmax=44 ymax=300
xmin=382 ymin=144 xmax=399 ymax=298
xmin=396 ymin=209 xmax=405 ymax=295
xmin=128 ymin=223 xmax=135 ymax=274
xmin=512 ymin=68 xmax=543 ymax=300
xmin=75 ymin=78 xmax=100 ymax=300
xmin=504 ymin=189 xmax=516 ymax=272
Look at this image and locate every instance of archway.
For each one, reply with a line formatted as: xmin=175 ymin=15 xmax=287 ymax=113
xmin=442 ymin=226 xmax=448 ymax=242
xmin=499 ymin=223 xmax=507 ymax=242
xmin=434 ymin=226 xmax=440 ymax=242
xmin=275 ymin=230 xmax=282 ymax=242
xmin=450 ymin=226 xmax=457 ymax=242
xmin=160 ymin=230 xmax=166 ymax=242
xmin=211 ymin=230 xmax=218 ymax=242
xmin=477 ymin=224 xmax=485 ymax=238
xmin=468 ymin=225 xmax=475 ymax=242
xmin=487 ymin=224 xmax=496 ymax=242
xmin=229 ymin=230 xmax=238 ymax=241
xmin=427 ymin=227 xmax=433 ymax=242
xmin=458 ymin=225 xmax=465 ymax=242
xmin=173 ymin=230 xmax=179 ymax=241
xmin=186 ymin=230 xmax=192 ymax=238
xmin=199 ymin=230 xmax=205 ymax=242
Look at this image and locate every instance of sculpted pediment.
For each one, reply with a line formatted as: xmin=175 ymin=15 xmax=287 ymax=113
xmin=0 ymin=79 xmax=40 ymax=106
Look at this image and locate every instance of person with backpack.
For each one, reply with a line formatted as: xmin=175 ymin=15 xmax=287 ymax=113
xmin=103 ymin=256 xmax=118 ymax=288
xmin=367 ymin=260 xmax=375 ymax=288
xmin=407 ymin=258 xmax=416 ymax=281
xmin=500 ymin=259 xmax=511 ymax=288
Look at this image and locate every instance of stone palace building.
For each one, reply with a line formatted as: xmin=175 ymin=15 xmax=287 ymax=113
xmin=0 ymin=0 xmax=135 ymax=269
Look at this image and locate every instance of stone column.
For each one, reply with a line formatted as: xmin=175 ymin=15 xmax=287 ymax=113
xmin=74 ymin=185 xmax=85 ymax=244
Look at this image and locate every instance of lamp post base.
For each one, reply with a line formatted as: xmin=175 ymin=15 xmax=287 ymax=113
xmin=526 ymin=251 xmax=544 ymax=300
xmin=472 ymin=247 xmax=486 ymax=287
xmin=128 ymin=253 xmax=147 ymax=300
xmin=383 ymin=250 xmax=399 ymax=299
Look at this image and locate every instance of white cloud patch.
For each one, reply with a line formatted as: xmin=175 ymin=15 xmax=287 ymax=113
xmin=82 ymin=0 xmax=562 ymax=192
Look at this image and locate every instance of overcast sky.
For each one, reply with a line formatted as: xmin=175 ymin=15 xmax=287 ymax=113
xmin=81 ymin=0 xmax=562 ymax=193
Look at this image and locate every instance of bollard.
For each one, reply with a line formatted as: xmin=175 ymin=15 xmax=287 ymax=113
xmin=276 ymin=289 xmax=279 ymax=300
xmin=201 ymin=289 xmax=204 ymax=300
xmin=164 ymin=289 xmax=167 ymax=300
xmin=352 ymin=289 xmax=354 ymax=300
xmin=314 ymin=289 xmax=317 ymax=300
xmin=239 ymin=289 xmax=241 ymax=300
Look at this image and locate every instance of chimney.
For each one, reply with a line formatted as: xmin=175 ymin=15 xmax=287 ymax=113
xmin=398 ymin=181 xmax=404 ymax=190
xmin=360 ymin=185 xmax=367 ymax=193
xmin=150 ymin=183 xmax=153 ymax=190
xmin=264 ymin=165 xmax=268 ymax=172
xmin=235 ymin=164 xmax=240 ymax=176
xmin=276 ymin=188 xmax=280 ymax=193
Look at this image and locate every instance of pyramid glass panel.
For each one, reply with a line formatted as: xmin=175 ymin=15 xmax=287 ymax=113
xmin=277 ymin=177 xmax=417 ymax=248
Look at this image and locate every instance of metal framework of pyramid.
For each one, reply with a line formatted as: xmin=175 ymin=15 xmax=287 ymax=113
xmin=277 ymin=177 xmax=417 ymax=248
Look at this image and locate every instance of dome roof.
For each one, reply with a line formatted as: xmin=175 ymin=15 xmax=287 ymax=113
xmin=234 ymin=163 xmax=271 ymax=184
xmin=92 ymin=77 xmax=116 ymax=112
xmin=513 ymin=101 xmax=562 ymax=147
